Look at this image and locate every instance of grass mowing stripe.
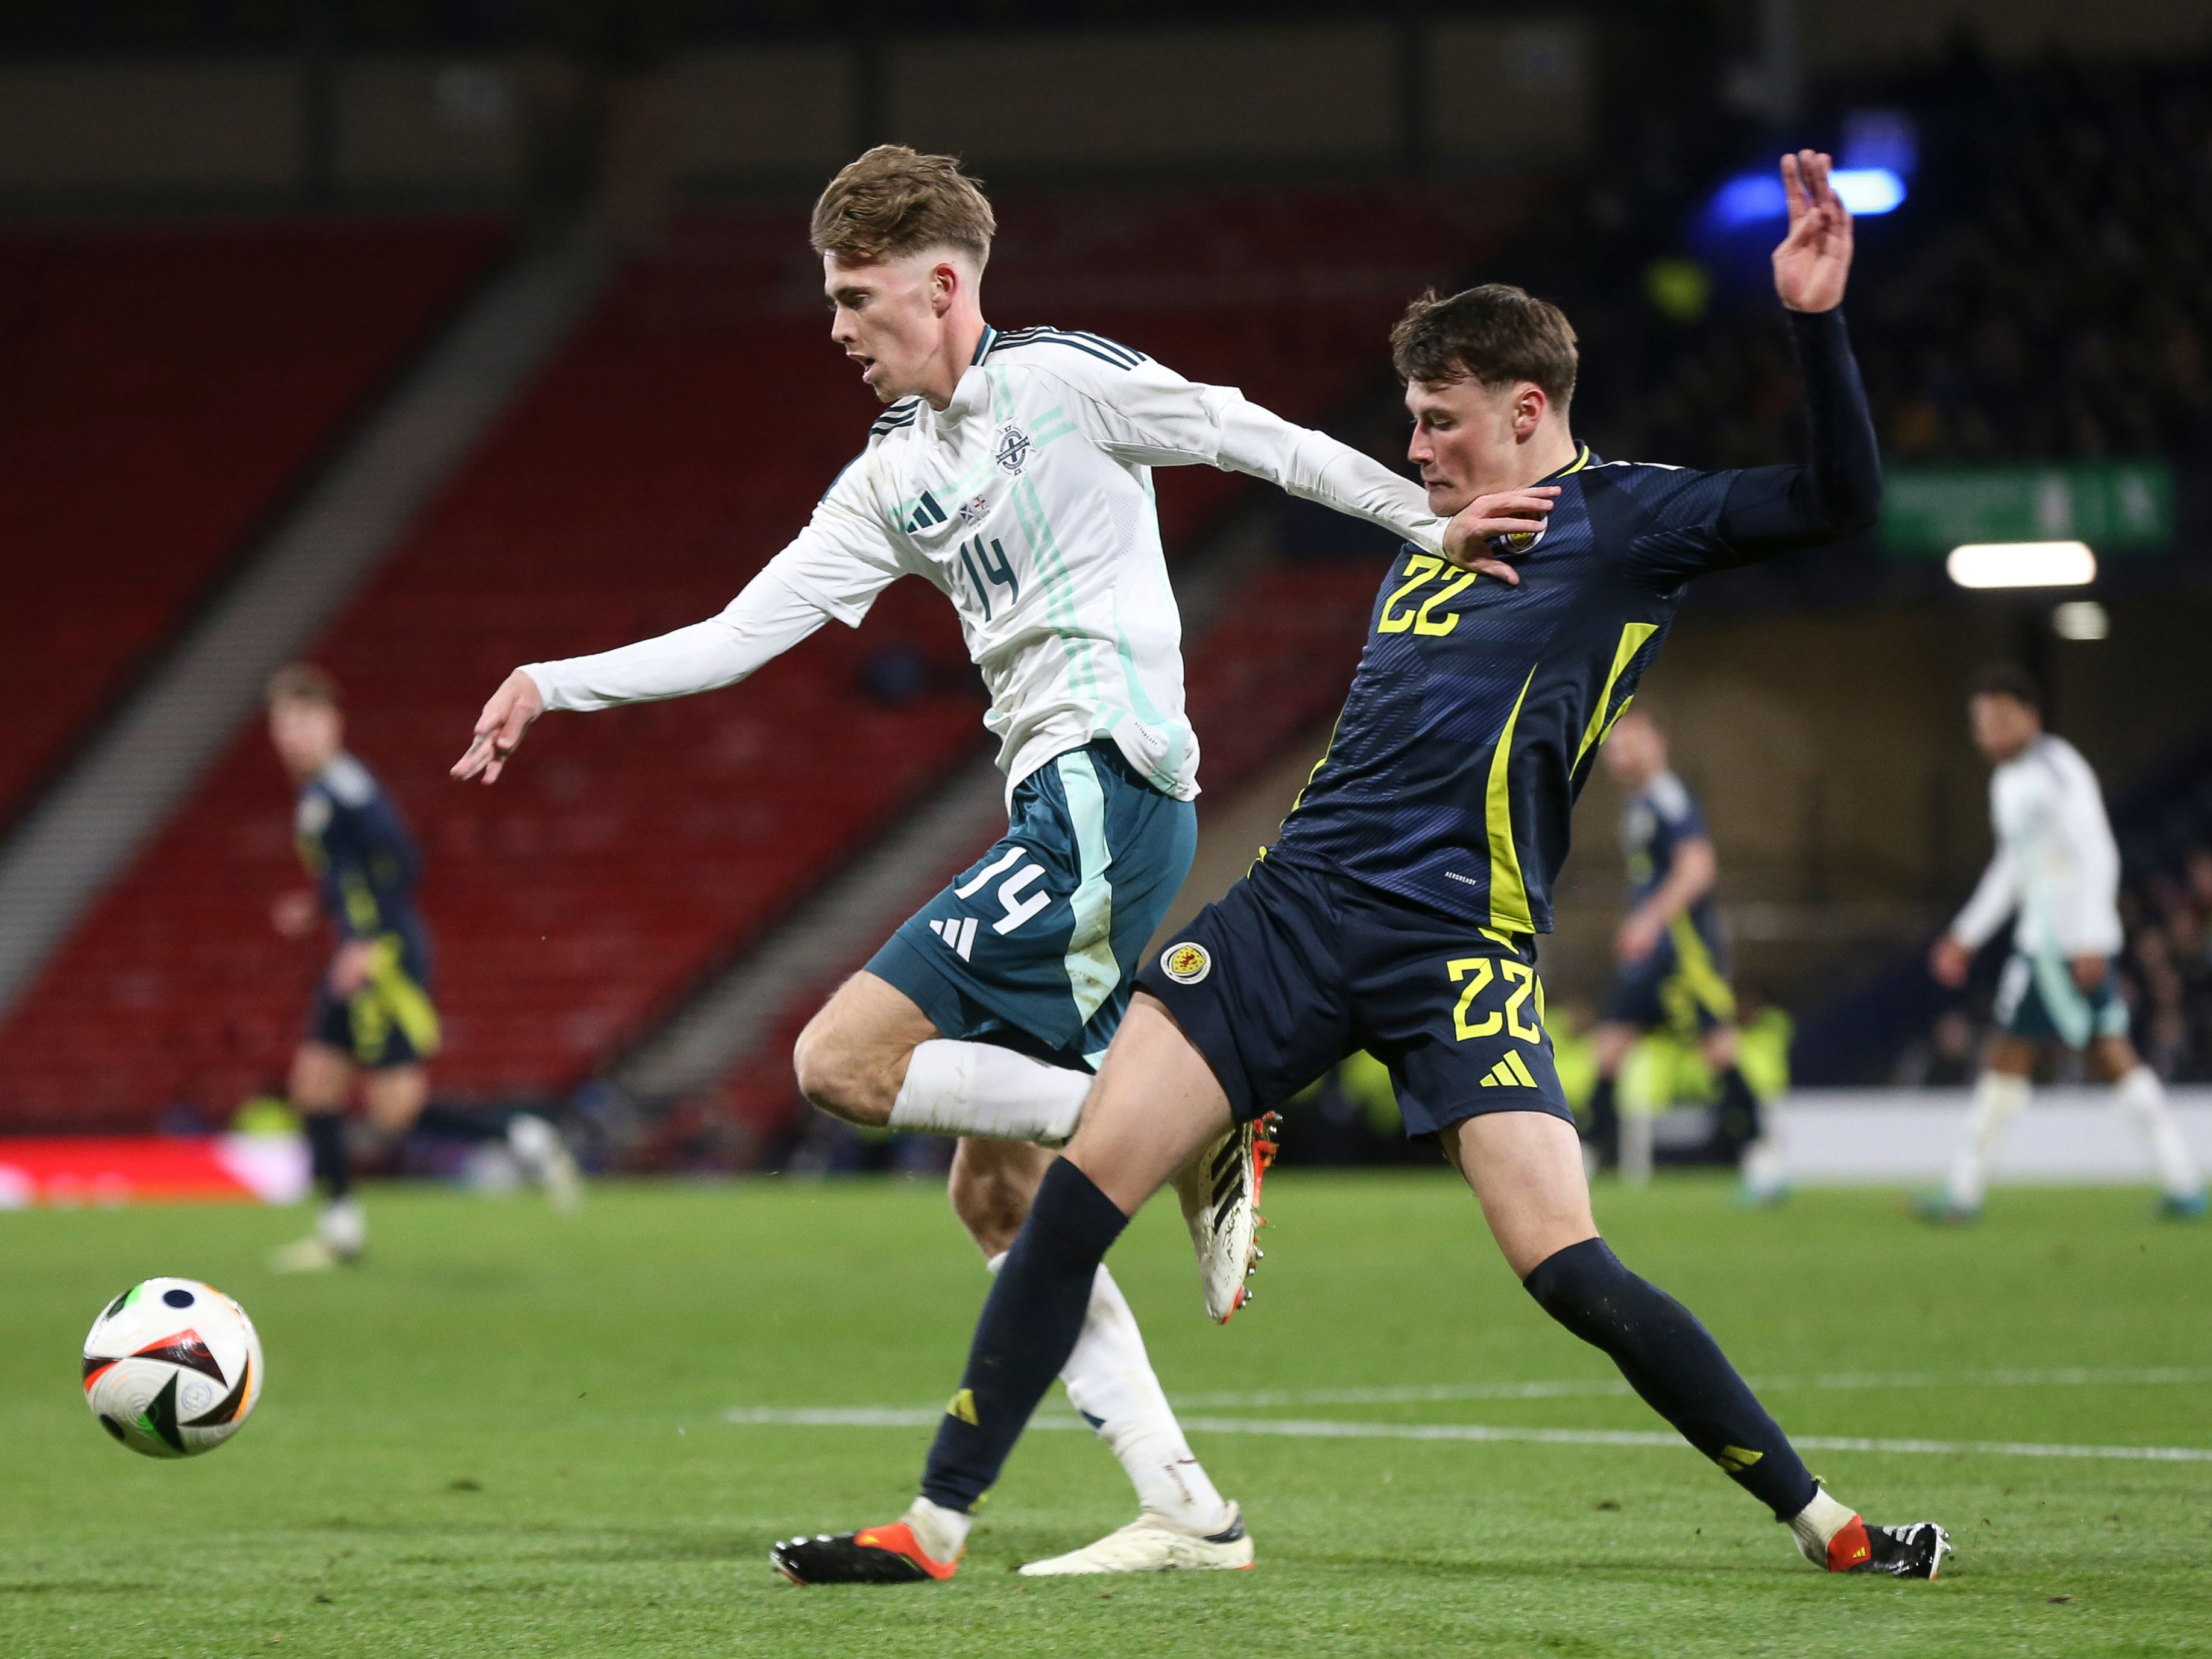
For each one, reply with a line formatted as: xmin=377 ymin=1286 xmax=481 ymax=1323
xmin=1171 ymin=1362 xmax=2212 ymax=1408
xmin=722 ymin=1405 xmax=2212 ymax=1462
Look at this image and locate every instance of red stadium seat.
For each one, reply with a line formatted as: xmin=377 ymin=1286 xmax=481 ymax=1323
xmin=0 ymin=186 xmax=1520 ymax=1132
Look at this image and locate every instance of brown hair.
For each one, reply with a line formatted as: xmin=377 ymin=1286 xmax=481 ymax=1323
xmin=1389 ymin=283 xmax=1579 ymax=406
xmin=810 ymin=145 xmax=996 ymax=268
xmin=267 ymin=663 xmax=341 ymax=709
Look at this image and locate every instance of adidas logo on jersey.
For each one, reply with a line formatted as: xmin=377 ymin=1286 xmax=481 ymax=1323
xmin=1479 ymin=1051 xmax=1539 ymax=1088
xmin=905 ymin=491 xmax=949 ymax=534
xmin=929 ymin=916 xmax=978 ymax=961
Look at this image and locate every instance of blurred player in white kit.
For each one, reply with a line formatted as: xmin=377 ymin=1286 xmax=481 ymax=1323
xmin=1924 ymin=666 xmax=2205 ymax=1221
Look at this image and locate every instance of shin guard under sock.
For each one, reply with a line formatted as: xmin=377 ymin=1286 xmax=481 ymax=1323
xmin=921 ymin=1158 xmax=1129 ymax=1512
xmin=1524 ymin=1237 xmax=1815 ymax=1519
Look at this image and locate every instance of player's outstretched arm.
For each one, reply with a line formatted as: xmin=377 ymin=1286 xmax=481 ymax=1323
xmin=452 ymin=473 xmax=906 ymax=785
xmin=1067 ymin=356 xmax=1520 ymax=585
xmin=1691 ymin=151 xmax=1879 ymax=567
xmin=450 ymin=563 xmax=846 ymax=785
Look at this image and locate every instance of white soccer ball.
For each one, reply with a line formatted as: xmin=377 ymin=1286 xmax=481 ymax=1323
xmin=82 ymin=1277 xmax=264 ymax=1459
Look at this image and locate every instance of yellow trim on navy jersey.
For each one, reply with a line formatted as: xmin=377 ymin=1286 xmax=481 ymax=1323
xmin=1485 ymin=666 xmax=1540 ymax=934
xmin=1552 ymin=444 xmax=1593 ymax=479
xmin=1574 ymin=622 xmax=1661 ymax=771
xmin=1666 ymin=914 xmax=1737 ymax=1022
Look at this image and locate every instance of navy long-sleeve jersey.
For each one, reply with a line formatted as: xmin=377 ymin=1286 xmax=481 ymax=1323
xmin=1268 ymin=308 xmax=1877 ymax=935
xmin=294 ymin=753 xmax=426 ymax=956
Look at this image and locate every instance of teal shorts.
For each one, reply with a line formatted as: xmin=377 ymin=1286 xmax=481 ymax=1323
xmin=1993 ymin=947 xmax=2129 ymax=1050
xmin=867 ymin=741 xmax=1198 ymax=1072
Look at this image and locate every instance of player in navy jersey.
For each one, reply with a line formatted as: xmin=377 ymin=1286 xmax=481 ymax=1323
xmin=773 ymin=153 xmax=1951 ymax=1588
xmin=1584 ymin=707 xmax=1774 ymax=1190
xmin=265 ymin=666 xmax=577 ymax=1272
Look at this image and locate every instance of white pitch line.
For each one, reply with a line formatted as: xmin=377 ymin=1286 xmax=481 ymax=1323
xmin=721 ymin=1406 xmax=2212 ymax=1464
xmin=1169 ymin=1365 xmax=2212 ymax=1409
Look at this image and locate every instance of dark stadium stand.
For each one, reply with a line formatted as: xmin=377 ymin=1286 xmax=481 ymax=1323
xmin=0 ymin=186 xmax=1518 ymax=1131
xmin=0 ymin=217 xmax=506 ymax=826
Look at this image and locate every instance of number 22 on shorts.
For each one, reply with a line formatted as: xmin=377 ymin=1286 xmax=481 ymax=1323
xmin=1448 ymin=956 xmax=1543 ymax=1043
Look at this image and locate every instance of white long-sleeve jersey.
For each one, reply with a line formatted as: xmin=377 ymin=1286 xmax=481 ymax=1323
xmin=519 ymin=324 xmax=1452 ymax=803
xmin=1950 ymin=733 xmax=2124 ymax=959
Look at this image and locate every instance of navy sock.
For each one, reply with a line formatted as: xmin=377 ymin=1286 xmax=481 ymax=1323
xmin=413 ymin=1103 xmax=514 ymax=1141
xmin=1713 ymin=1066 xmax=1762 ymax=1157
xmin=1524 ymin=1237 xmax=1815 ymax=1520
xmin=303 ymin=1111 xmax=351 ymax=1202
xmin=920 ymin=1158 xmax=1130 ymax=1512
xmin=1585 ymin=1075 xmax=1620 ymax=1164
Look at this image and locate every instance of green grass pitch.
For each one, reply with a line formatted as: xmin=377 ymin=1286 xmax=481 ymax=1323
xmin=2 ymin=1172 xmax=2207 ymax=1657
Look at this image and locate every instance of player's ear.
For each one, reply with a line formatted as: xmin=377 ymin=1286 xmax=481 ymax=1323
xmin=1513 ymin=383 xmax=1546 ymax=439
xmin=930 ymin=260 xmax=959 ymax=317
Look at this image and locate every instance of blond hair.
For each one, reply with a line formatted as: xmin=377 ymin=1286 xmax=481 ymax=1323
xmin=810 ymin=145 xmax=996 ymax=268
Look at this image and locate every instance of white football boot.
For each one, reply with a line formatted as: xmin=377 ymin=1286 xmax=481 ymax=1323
xmin=507 ymin=1114 xmax=584 ymax=1213
xmin=1019 ymin=1507 xmax=1254 ymax=1576
xmin=1174 ymin=1113 xmax=1278 ymax=1323
xmin=269 ymin=1197 xmax=365 ymax=1272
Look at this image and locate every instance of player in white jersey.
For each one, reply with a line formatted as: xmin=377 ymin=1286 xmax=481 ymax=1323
xmin=452 ymin=147 xmax=1518 ymax=1574
xmin=1924 ymin=666 xmax=2205 ymax=1221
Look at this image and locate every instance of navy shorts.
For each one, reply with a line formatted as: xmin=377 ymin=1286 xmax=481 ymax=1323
xmin=306 ymin=931 xmax=441 ymax=1070
xmin=1994 ymin=947 xmax=2129 ymax=1050
xmin=1601 ymin=915 xmax=1737 ymax=1037
xmin=869 ymin=741 xmax=1198 ymax=1072
xmin=1134 ymin=854 xmax=1573 ymax=1135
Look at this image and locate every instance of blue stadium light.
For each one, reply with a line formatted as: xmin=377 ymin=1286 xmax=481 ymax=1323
xmin=1704 ymin=166 xmax=1906 ymax=232
xmin=1833 ymin=168 xmax=1907 ymax=215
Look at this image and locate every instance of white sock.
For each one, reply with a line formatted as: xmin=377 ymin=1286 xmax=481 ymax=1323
xmin=1946 ymin=1070 xmax=2029 ymax=1210
xmin=2114 ymin=1065 xmax=2202 ymax=1198
xmin=988 ymin=1252 xmax=1234 ymax=1534
xmin=1787 ymin=1485 xmax=1858 ymax=1566
xmin=901 ymin=1496 xmax=972 ymax=1561
xmin=888 ymin=1040 xmax=1092 ymax=1145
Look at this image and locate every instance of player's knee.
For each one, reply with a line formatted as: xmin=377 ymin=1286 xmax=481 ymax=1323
xmin=792 ymin=1019 xmax=893 ymax=1127
xmin=1522 ymin=1235 xmax=1641 ymax=1339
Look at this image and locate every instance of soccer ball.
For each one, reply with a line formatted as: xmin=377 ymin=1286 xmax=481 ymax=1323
xmin=81 ymin=1278 xmax=264 ymax=1458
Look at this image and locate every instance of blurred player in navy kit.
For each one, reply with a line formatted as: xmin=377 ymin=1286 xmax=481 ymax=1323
xmin=265 ymin=665 xmax=577 ymax=1272
xmin=1585 ymin=707 xmax=1779 ymax=1195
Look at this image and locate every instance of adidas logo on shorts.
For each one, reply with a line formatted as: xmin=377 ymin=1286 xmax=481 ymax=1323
xmin=929 ymin=917 xmax=978 ymax=961
xmin=1479 ymin=1052 xmax=1539 ymax=1088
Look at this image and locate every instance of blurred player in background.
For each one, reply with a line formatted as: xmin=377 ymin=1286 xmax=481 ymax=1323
xmin=775 ymin=152 xmax=1950 ymax=1588
xmin=267 ymin=666 xmax=578 ymax=1272
xmin=1585 ymin=707 xmax=1783 ymax=1199
xmin=455 ymin=146 xmax=1518 ymax=1574
xmin=1923 ymin=667 xmax=2205 ymax=1222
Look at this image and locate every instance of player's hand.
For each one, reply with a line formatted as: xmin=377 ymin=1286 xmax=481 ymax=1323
xmin=327 ymin=940 xmax=378 ymax=997
xmin=270 ymin=890 xmax=318 ymax=939
xmin=452 ymin=669 xmax=545 ymax=785
xmin=2070 ymin=953 xmax=2108 ymax=994
xmin=1772 ymin=150 xmax=1853 ymax=313
xmin=1441 ymin=487 xmax=1561 ymax=581
xmin=1929 ymin=934 xmax=1972 ymax=988
xmin=1615 ymin=910 xmax=1664 ymax=967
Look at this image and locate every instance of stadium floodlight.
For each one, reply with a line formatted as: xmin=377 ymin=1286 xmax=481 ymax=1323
xmin=1705 ymin=166 xmax=1906 ymax=231
xmin=1945 ymin=541 xmax=2098 ymax=589
xmin=2052 ymin=600 xmax=2110 ymax=640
